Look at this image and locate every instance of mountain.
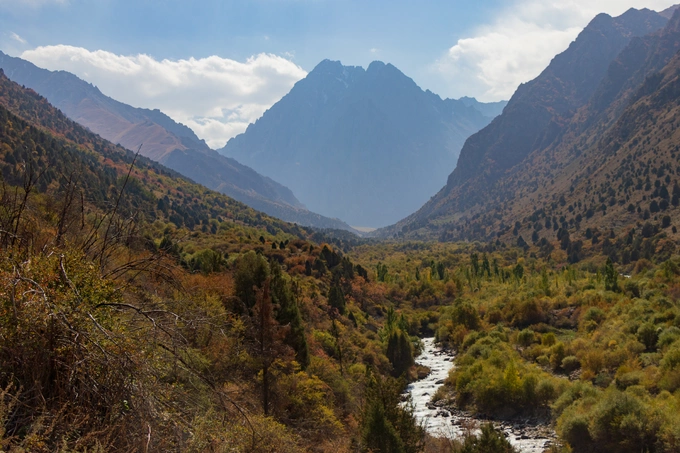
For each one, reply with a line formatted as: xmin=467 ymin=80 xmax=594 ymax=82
xmin=0 ymin=52 xmax=355 ymax=232
xmin=382 ymin=7 xmax=678 ymax=245
xmin=0 ymin=69 xmax=313 ymax=239
xmin=660 ymin=4 xmax=680 ymax=18
xmin=219 ymin=60 xmax=506 ymax=227
xmin=458 ymin=96 xmax=507 ymax=118
xmin=447 ymin=8 xmax=668 ymax=193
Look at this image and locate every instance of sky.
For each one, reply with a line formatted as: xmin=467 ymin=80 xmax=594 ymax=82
xmin=1 ymin=0 xmax=678 ymax=148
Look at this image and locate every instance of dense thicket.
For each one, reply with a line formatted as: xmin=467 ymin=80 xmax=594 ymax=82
xmin=0 ymin=74 xmax=430 ymax=453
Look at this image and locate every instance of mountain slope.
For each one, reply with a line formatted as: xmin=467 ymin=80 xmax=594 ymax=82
xmin=0 ymin=69 xmax=313 ymax=239
xmin=384 ymin=7 xmax=672 ymax=241
xmin=0 ymin=52 xmax=355 ymax=232
xmin=220 ymin=60 xmax=506 ymax=227
xmin=446 ymin=7 xmax=668 ymax=193
xmin=660 ymin=4 xmax=680 ymax=18
xmin=458 ymin=96 xmax=507 ymax=118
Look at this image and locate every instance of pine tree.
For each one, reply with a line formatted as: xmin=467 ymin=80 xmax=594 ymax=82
xmin=252 ymin=280 xmax=276 ymax=415
xmin=328 ymin=283 xmax=346 ymax=315
xmin=361 ymin=373 xmax=423 ymax=453
xmin=234 ymin=251 xmax=269 ymax=310
xmin=270 ymin=262 xmax=310 ymax=368
xmin=386 ymin=330 xmax=414 ymax=377
xmin=604 ymin=258 xmax=619 ymax=292
xmin=377 ymin=262 xmax=389 ymax=282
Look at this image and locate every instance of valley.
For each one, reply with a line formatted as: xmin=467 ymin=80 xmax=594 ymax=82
xmin=2 ymin=3 xmax=680 ymax=453
xmin=405 ymin=339 xmax=554 ymax=453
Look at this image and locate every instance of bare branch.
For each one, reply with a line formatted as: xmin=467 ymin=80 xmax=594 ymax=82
xmin=99 ymin=144 xmax=142 ymax=271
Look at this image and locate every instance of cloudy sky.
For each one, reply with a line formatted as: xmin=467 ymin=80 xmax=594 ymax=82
xmin=1 ymin=0 xmax=677 ymax=148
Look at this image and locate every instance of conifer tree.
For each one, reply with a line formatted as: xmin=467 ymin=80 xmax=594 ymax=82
xmin=386 ymin=330 xmax=414 ymax=377
xmin=361 ymin=373 xmax=423 ymax=453
xmin=270 ymin=262 xmax=309 ymax=368
xmin=234 ymin=251 xmax=269 ymax=310
xmin=604 ymin=258 xmax=619 ymax=292
xmin=328 ymin=283 xmax=346 ymax=315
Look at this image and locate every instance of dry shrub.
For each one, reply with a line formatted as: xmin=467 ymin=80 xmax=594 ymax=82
xmin=187 ymin=411 xmax=304 ymax=453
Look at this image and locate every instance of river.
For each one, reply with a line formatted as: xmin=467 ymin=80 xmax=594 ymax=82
xmin=404 ymin=338 xmax=556 ymax=452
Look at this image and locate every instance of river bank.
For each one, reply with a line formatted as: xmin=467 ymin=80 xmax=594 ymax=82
xmin=405 ymin=338 xmax=558 ymax=452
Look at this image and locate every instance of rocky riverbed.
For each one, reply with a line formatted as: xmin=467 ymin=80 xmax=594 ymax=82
xmin=404 ymin=338 xmax=558 ymax=452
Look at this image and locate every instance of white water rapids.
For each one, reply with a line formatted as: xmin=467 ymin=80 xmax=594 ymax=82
xmin=404 ymin=338 xmax=556 ymax=453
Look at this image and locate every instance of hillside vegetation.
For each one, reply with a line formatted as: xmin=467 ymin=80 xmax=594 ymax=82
xmin=3 ymin=9 xmax=680 ymax=453
xmin=348 ymin=237 xmax=680 ymax=452
xmin=386 ymin=8 xmax=680 ymax=248
xmin=0 ymin=72 xmax=437 ymax=452
xmin=0 ymin=53 xmax=354 ymax=232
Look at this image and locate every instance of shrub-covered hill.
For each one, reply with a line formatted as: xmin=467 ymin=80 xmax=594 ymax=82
xmin=347 ymin=238 xmax=680 ymax=453
xmin=0 ymin=69 xmax=313 ymax=238
xmin=0 ymin=53 xmax=357 ymax=233
xmin=0 ymin=70 xmax=433 ymax=452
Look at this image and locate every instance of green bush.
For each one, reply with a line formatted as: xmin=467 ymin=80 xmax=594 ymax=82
xmin=550 ymin=342 xmax=567 ymax=372
xmin=659 ymin=345 xmax=680 ymax=392
xmin=536 ymin=378 xmax=558 ymax=406
xmin=657 ymin=327 xmax=680 ymax=349
xmin=561 ymin=356 xmax=581 ymax=374
xmin=637 ymin=323 xmax=659 ymax=352
xmin=588 ymin=389 xmax=661 ymax=451
xmin=557 ymin=387 xmax=675 ymax=452
xmin=448 ymin=300 xmax=481 ymax=330
xmin=189 ymin=248 xmax=224 ymax=273
xmin=582 ymin=307 xmax=606 ymax=325
xmin=559 ymin=412 xmax=593 ymax=451
xmin=542 ymin=332 xmax=557 ymax=346
xmin=452 ymin=338 xmax=563 ymax=416
xmin=552 ymin=381 xmax=598 ymax=417
xmin=517 ymin=329 xmax=536 ymax=347
xmin=615 ymin=371 xmax=643 ymax=390
xmin=452 ymin=423 xmax=518 ymax=453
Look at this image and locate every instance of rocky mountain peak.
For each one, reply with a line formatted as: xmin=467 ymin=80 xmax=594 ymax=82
xmin=221 ymin=60 xmax=507 ymax=227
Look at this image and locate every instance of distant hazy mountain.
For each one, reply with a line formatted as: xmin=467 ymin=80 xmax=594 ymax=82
xmin=458 ymin=97 xmax=507 ymax=118
xmin=0 ymin=51 xmax=355 ymax=232
xmin=660 ymin=4 xmax=680 ymax=18
xmin=220 ymin=60 xmax=506 ymax=227
xmin=381 ymin=7 xmax=680 ymax=244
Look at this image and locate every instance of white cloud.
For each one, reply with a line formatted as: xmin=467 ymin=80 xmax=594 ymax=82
xmin=10 ymin=32 xmax=26 ymax=44
xmin=20 ymin=45 xmax=307 ymax=148
xmin=435 ymin=0 xmax=679 ymax=101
